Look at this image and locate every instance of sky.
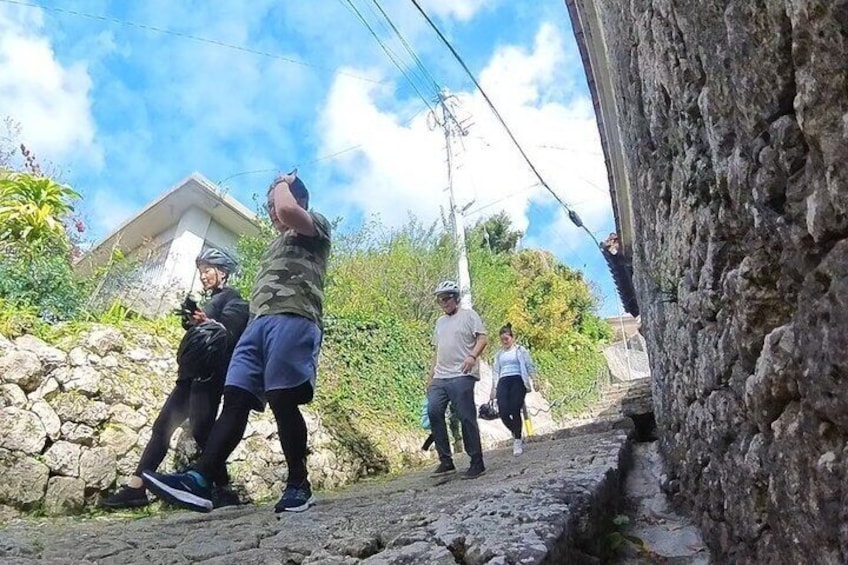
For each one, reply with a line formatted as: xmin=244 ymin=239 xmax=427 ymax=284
xmin=0 ymin=0 xmax=624 ymax=317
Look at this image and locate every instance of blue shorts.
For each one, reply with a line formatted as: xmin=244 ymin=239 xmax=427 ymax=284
xmin=225 ymin=314 xmax=322 ymax=411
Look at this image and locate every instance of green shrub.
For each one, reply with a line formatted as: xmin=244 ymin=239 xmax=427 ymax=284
xmin=0 ymin=240 xmax=91 ymax=322
xmin=0 ymin=172 xmax=80 ymax=244
xmin=317 ymin=315 xmax=431 ymax=430
xmin=0 ymin=298 xmax=44 ymax=338
xmin=232 ymin=212 xmax=613 ymax=432
xmin=533 ymin=344 xmax=608 ymax=418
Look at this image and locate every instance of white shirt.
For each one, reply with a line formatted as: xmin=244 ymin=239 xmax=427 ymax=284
xmin=433 ymin=308 xmax=486 ymax=379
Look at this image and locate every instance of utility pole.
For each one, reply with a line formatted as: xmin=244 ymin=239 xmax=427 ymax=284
xmin=433 ymin=89 xmax=474 ymax=309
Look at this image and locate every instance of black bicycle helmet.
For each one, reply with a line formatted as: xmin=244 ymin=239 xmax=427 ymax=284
xmin=176 ymin=321 xmax=229 ymax=380
xmin=478 ymin=401 xmax=499 ymax=420
xmin=195 ymin=248 xmax=238 ymax=274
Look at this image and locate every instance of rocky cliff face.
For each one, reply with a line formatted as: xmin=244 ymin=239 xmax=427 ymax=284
xmin=587 ymin=0 xmax=847 ymax=562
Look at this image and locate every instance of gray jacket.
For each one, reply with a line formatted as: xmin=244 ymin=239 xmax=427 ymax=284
xmin=492 ymin=345 xmax=536 ymax=392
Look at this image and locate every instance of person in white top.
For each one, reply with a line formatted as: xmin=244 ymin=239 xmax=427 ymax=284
xmin=490 ymin=323 xmax=537 ymax=455
xmin=426 ymin=280 xmax=488 ymax=480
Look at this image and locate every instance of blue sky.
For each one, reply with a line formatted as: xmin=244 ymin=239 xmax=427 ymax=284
xmin=0 ymin=0 xmax=623 ymax=316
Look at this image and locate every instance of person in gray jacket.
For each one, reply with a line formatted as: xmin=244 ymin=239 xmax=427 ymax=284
xmin=490 ymin=322 xmax=536 ymax=455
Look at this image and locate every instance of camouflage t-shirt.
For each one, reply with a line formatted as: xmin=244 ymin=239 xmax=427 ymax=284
xmin=249 ymin=211 xmax=332 ymax=325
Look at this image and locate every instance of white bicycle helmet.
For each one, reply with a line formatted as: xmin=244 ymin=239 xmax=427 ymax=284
xmin=434 ymin=280 xmax=460 ymax=295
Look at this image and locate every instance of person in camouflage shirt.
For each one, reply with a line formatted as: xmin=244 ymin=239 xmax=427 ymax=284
xmin=143 ymin=170 xmax=332 ymax=514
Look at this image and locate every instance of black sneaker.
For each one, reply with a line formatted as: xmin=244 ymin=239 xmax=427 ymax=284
xmin=98 ymin=485 xmax=149 ymax=509
xmin=274 ymin=481 xmax=315 ymax=513
xmin=461 ymin=463 xmax=486 ymax=480
xmin=142 ymin=470 xmax=213 ymax=513
xmin=430 ymin=461 xmax=456 ymax=477
xmin=212 ymin=485 xmax=242 ymax=509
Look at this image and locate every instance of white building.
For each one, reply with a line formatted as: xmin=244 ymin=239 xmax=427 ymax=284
xmin=77 ymin=173 xmax=260 ymax=316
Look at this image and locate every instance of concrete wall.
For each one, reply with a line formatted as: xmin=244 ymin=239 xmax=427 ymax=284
xmin=161 ymin=206 xmax=210 ymax=293
xmin=570 ymin=0 xmax=848 ymax=562
xmin=205 ymin=219 xmax=239 ymax=253
xmin=107 ymin=207 xmax=242 ymax=316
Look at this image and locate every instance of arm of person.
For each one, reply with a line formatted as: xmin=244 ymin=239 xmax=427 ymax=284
xmin=273 ymin=175 xmax=317 ymax=236
xmin=521 ymin=346 xmax=538 ymax=392
xmin=426 ymin=355 xmax=436 ymax=390
xmin=427 ymin=323 xmax=440 ymax=390
xmin=216 ymin=297 xmax=249 ymax=347
xmin=461 ymin=333 xmax=488 ymax=374
xmin=490 ymin=350 xmax=500 ymax=399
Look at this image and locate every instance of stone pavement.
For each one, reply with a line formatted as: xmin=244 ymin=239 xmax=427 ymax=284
xmin=0 ymin=420 xmax=632 ymax=565
xmin=616 ymin=443 xmax=709 ymax=564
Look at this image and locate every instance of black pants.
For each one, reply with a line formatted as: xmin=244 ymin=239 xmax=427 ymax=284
xmin=427 ymin=376 xmax=483 ymax=465
xmin=195 ymin=382 xmax=314 ymax=487
xmin=135 ymin=378 xmax=223 ymax=479
xmin=496 ymin=377 xmax=527 ymax=439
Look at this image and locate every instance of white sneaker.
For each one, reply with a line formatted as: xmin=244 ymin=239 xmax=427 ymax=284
xmin=513 ymin=439 xmax=524 ymax=456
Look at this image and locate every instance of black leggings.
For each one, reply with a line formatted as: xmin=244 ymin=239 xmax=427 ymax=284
xmin=135 ymin=378 xmax=223 ymax=478
xmin=195 ymin=382 xmax=314 ymax=486
xmin=496 ymin=377 xmax=527 ymax=439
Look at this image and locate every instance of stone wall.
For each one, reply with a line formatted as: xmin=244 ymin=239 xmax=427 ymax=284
xmin=0 ymin=326 xmax=432 ymax=517
xmin=581 ymin=0 xmax=848 ymax=562
xmin=0 ymin=325 xmax=554 ymax=518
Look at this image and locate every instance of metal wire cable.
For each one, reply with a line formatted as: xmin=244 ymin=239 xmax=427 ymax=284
xmin=217 ymin=105 xmax=428 ymax=185
xmin=0 ymin=0 xmax=387 ymax=85
xmin=340 ymin=0 xmax=437 ymax=114
xmin=367 ymin=0 xmax=442 ymax=94
xmin=408 ymin=0 xmax=601 ymax=247
xmin=361 ymin=0 xmax=436 ymax=95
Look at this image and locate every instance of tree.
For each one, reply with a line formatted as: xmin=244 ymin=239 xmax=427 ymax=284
xmin=0 ymin=173 xmax=80 ymax=245
xmin=471 ymin=212 xmax=523 ymax=254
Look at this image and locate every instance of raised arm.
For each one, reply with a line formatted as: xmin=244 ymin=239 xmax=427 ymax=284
xmin=272 ymin=174 xmax=317 ymax=236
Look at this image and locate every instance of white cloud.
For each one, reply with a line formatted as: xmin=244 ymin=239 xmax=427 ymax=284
xmin=86 ymin=189 xmax=137 ymax=234
xmin=419 ymin=0 xmax=494 ymax=22
xmin=0 ymin=5 xmax=101 ymax=165
xmin=319 ymin=23 xmax=612 ymax=250
xmin=319 ymin=74 xmax=445 ymax=222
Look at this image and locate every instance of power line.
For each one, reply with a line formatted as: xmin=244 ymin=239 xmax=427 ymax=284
xmin=217 ymin=168 xmax=278 ymax=185
xmin=367 ymin=0 xmax=442 ymax=94
xmin=408 ymin=0 xmax=600 ymax=247
xmin=463 ymin=183 xmax=541 ymax=216
xmin=216 ymin=144 xmax=362 ymax=185
xmin=339 ymin=0 xmax=436 ymax=113
xmin=0 ymin=0 xmax=386 ymax=85
xmin=361 ymin=0 xmax=435 ymax=94
xmin=536 ymin=143 xmax=602 ymax=156
xmin=217 ymin=105 xmax=429 ymax=185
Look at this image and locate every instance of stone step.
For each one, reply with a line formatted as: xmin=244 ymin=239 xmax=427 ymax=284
xmin=0 ymin=419 xmax=637 ymax=564
xmin=597 ymin=378 xmax=653 ymax=418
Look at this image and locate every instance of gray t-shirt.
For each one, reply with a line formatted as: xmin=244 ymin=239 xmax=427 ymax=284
xmin=433 ymin=308 xmax=486 ymax=379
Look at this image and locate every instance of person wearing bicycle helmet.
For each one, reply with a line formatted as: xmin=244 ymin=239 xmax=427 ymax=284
xmin=426 ymin=280 xmax=488 ymax=480
xmin=99 ymin=248 xmax=248 ymax=510
xmin=143 ymin=170 xmax=331 ymax=514
xmin=490 ymin=322 xmax=536 ymax=455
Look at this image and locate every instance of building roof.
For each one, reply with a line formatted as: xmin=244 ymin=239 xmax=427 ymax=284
xmin=565 ymin=0 xmax=640 ymax=316
xmin=75 ymin=172 xmax=260 ymax=275
xmin=563 ymin=0 xmax=633 ymax=256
